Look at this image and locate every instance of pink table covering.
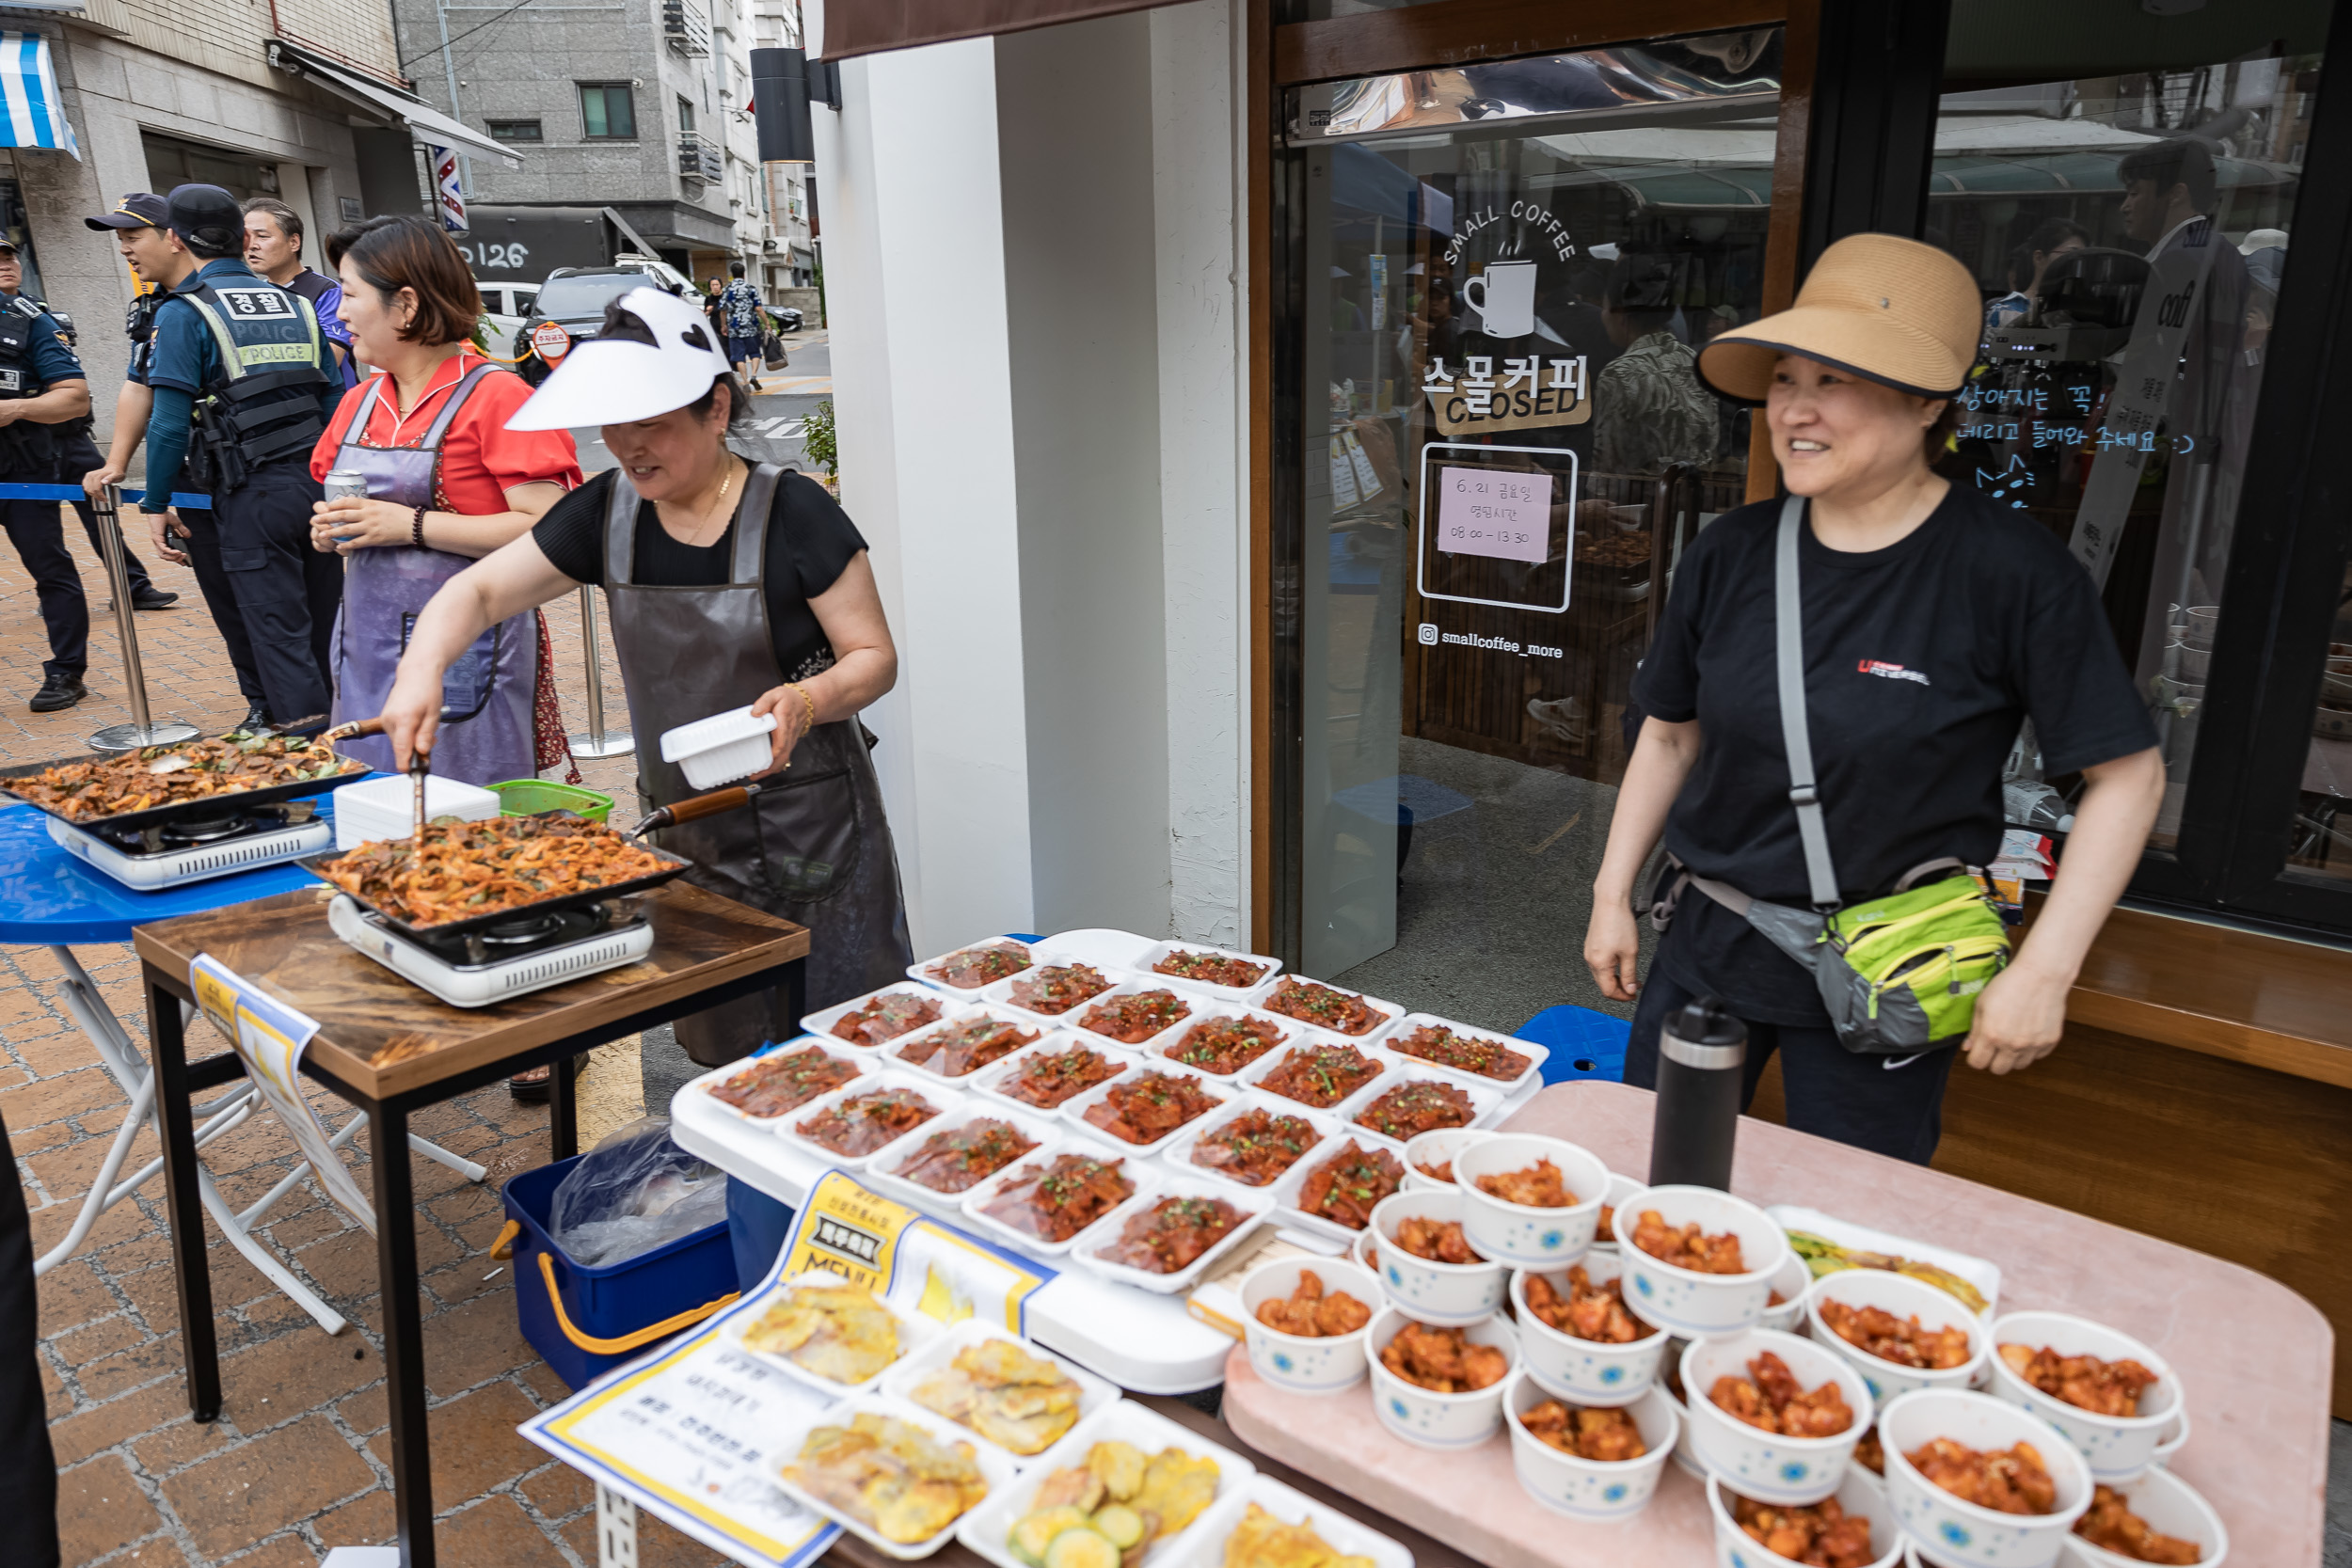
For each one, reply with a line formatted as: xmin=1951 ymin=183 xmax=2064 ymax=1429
xmin=1221 ymin=1079 xmax=2330 ymax=1567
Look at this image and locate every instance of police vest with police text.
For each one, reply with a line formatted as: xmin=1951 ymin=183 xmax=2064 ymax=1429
xmin=0 ymin=294 xmax=68 ymax=474
xmin=164 ymin=275 xmax=330 ymax=485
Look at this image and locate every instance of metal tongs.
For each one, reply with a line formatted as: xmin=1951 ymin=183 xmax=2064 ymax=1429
xmin=627 ymin=780 xmax=770 ymax=838
xmin=320 ymin=711 xmax=455 ymax=841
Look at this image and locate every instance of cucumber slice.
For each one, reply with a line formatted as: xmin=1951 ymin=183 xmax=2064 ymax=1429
xmin=1043 ymin=1528 xmax=1121 ymax=1568
xmin=1090 ymin=1506 xmax=1145 ymax=1550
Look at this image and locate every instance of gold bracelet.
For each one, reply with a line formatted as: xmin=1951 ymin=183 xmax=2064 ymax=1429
xmin=786 ymin=682 xmax=818 ymax=762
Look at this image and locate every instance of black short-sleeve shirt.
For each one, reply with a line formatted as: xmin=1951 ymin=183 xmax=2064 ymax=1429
xmin=1631 ymin=484 xmax=2157 ymax=1023
xmin=532 ymin=466 xmax=867 ymax=680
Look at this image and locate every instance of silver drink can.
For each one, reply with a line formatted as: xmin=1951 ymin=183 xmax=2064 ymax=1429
xmin=323 ymin=470 xmax=369 ymax=504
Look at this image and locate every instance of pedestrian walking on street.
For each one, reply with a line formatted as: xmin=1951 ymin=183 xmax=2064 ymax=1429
xmin=82 ymin=193 xmax=269 ymax=730
xmin=135 ymin=183 xmax=345 ymax=726
xmin=244 ymin=197 xmax=358 ymax=389
xmin=309 ymin=214 xmax=581 ymax=789
xmin=719 ymin=261 xmax=766 ymax=392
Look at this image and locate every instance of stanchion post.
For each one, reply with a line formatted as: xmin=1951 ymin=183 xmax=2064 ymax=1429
xmin=566 ymin=582 xmax=634 ymax=758
xmin=86 ymin=484 xmax=199 ymax=752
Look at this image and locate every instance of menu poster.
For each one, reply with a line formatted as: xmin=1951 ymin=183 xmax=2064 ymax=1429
xmin=778 ymin=1169 xmax=1052 ymax=1334
xmin=189 ymin=954 xmax=376 ymax=1232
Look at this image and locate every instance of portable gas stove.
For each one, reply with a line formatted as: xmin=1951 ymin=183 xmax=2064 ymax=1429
xmin=48 ymin=804 xmax=335 ymax=890
xmin=326 ymin=894 xmax=657 ymax=1008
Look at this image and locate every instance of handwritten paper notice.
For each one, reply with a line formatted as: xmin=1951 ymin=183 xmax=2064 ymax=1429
xmin=1437 ymin=466 xmax=1550 ymax=563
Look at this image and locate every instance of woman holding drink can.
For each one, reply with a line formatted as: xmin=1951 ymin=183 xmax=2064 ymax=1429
xmin=309 ymin=215 xmax=582 ymax=784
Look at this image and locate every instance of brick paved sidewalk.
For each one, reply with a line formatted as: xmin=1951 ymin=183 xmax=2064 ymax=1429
xmin=0 ymin=511 xmax=730 ymax=1566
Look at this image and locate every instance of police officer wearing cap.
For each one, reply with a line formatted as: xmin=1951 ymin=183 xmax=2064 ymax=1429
xmin=135 ymin=183 xmax=342 ymax=724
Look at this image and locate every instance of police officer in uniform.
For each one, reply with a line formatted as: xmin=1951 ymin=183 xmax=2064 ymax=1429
xmin=0 ymin=246 xmax=107 ymax=710
xmin=84 ymin=192 xmax=267 ymax=729
xmin=135 ymin=184 xmax=342 ymax=724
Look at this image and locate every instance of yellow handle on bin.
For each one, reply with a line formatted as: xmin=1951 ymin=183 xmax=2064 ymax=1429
xmin=534 ymin=1251 xmax=739 ymax=1354
xmin=491 ymin=1220 xmax=521 ymax=1261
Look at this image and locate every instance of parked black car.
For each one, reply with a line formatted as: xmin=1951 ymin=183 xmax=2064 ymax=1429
xmin=514 ymin=267 xmax=668 ymax=388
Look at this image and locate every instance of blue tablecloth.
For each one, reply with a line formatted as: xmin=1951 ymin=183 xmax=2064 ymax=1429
xmin=0 ymin=799 xmax=340 ymax=945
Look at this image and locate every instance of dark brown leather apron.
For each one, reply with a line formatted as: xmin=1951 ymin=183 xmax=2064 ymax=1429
xmin=601 ymin=464 xmax=913 ymax=1066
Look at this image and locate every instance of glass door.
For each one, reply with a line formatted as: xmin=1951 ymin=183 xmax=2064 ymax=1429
xmin=1277 ymin=25 xmax=1785 ymax=1028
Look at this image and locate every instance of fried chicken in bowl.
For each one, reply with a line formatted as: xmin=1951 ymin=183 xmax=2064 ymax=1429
xmin=1452 ymin=1134 xmax=1611 ymax=1269
xmin=1367 ymin=1306 xmax=1518 ymax=1449
xmin=1238 ymin=1259 xmax=1384 ymax=1393
xmin=1985 ymin=1311 xmax=2179 ymax=1483
xmin=1680 ymin=1330 xmax=1872 ymax=1507
xmin=1510 ymin=1254 xmax=1671 ymax=1408
xmin=1503 ymin=1380 xmax=1677 ymax=1519
xmin=1364 ymin=1190 xmax=1506 ymax=1325
xmin=1609 ymin=1184 xmax=1788 ymax=1338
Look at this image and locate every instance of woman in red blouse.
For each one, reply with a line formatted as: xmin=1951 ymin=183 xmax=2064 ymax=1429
xmin=309 ymin=216 xmax=583 ymax=784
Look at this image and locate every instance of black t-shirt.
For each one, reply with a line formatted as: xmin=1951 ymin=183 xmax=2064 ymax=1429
xmin=532 ymin=466 xmax=867 ymax=680
xmin=1631 ymin=484 xmax=2156 ymax=1023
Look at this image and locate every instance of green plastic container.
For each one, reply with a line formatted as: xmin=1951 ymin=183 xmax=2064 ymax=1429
xmin=485 ymin=779 xmax=615 ymax=823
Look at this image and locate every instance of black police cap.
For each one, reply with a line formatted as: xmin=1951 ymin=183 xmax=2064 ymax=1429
xmin=86 ymin=193 xmax=168 ymax=231
xmin=164 ymin=184 xmax=245 ymax=252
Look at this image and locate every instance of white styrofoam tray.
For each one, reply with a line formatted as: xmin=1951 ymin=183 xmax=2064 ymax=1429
xmin=660 ymin=705 xmax=778 ymax=790
xmin=1059 ymin=979 xmax=1206 ymax=1057
xmin=957 ymin=1135 xmax=1156 ymax=1259
xmin=909 ymin=937 xmax=1049 ymax=994
xmin=1070 ymin=1171 xmax=1274 ymax=1296
xmin=694 ymin=1036 xmax=873 ymax=1127
xmin=771 ymin=1069 xmax=965 ymax=1171
xmin=1234 ymin=1038 xmax=1398 ymax=1117
xmin=331 ymin=773 xmax=501 ymax=849
xmin=860 ymin=1100 xmax=1062 ymax=1212
xmin=1265 ymin=1132 xmax=1413 ymax=1243
xmin=979 ymin=961 xmax=1132 ymax=1028
xmin=771 ymin=1391 xmax=1016 ymax=1560
xmin=1129 ymin=940 xmax=1284 ymax=1004
xmin=1056 ymin=1064 xmax=1240 ymax=1158
xmin=1163 ymin=1472 xmax=1415 ymax=1568
xmin=1766 ymin=1204 xmax=2004 ymax=1320
xmin=1032 ymin=927 xmax=1163 ymax=973
xmin=967 ymin=1038 xmax=1144 ymax=1115
xmin=1251 ymin=977 xmax=1405 ymax=1045
xmin=724 ymin=1266 xmax=942 ymax=1399
xmin=803 ymin=981 xmax=971 ymax=1051
xmin=1345 ymin=1070 xmax=1509 ymax=1148
xmin=885 ymin=1007 xmax=1057 ymax=1085
xmin=1156 ymin=1096 xmax=1343 ymax=1196
xmin=1149 ymin=1006 xmax=1303 ymax=1079
xmin=1380 ymin=1011 xmax=1551 ymax=1099
xmin=879 ymin=1318 xmax=1121 ymax=1465
xmin=953 ymin=1395 xmax=1257 ymax=1568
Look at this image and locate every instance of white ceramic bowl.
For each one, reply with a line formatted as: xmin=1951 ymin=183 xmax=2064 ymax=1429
xmin=2150 ymin=1407 xmax=2188 ymax=1470
xmin=1365 ymin=1306 xmax=1517 ymax=1449
xmin=1708 ymin=1468 xmax=1903 ymax=1568
xmin=1655 ymin=1339 xmax=1707 ymax=1481
xmin=1237 ymin=1257 xmax=1381 ymax=1394
xmin=1452 ymin=1134 xmax=1612 ymax=1269
xmin=1588 ymin=1172 xmax=1647 ymax=1255
xmin=1680 ymin=1329 xmax=1873 ymax=1506
xmin=1502 ymin=1371 xmax=1677 ymax=1519
xmin=1366 ymin=1188 xmax=1506 ymax=1325
xmin=1984 ymin=1312 xmax=2179 ymax=1483
xmin=1401 ymin=1127 xmax=1490 ymax=1191
xmin=1878 ymin=1388 xmax=2093 ymax=1568
xmin=1510 ymin=1251 xmax=1668 ymax=1407
xmin=2057 ymin=1463 xmax=2228 ymax=1568
xmin=1759 ymin=1254 xmax=1813 ymax=1334
xmin=1807 ymin=1271 xmax=1992 ymax=1411
xmin=1613 ymin=1185 xmax=1791 ymax=1338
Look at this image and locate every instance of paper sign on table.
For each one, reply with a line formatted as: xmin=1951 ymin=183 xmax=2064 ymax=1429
xmin=190 ymin=954 xmax=375 ymax=1233
xmin=778 ymin=1169 xmax=1051 ymax=1333
xmin=1436 ymin=466 xmax=1550 ymax=562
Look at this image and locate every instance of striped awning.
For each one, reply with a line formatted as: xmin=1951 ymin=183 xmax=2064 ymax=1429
xmin=0 ymin=33 xmax=77 ymax=159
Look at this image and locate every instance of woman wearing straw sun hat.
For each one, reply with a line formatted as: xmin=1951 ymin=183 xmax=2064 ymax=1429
xmin=1582 ymin=233 xmax=2165 ymax=1163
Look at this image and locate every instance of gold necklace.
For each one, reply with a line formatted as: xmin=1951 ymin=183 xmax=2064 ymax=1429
xmin=680 ymin=463 xmax=737 ymax=546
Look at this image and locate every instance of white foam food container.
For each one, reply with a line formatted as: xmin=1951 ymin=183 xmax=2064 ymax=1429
xmin=695 ymin=1037 xmax=872 ymax=1127
xmin=1767 ymin=1204 xmax=2003 ymax=1320
xmin=331 ymin=773 xmax=502 ymax=849
xmin=660 ymin=705 xmax=779 ymax=790
xmin=910 ymin=937 xmax=1048 ymax=994
xmin=1061 ymin=980 xmax=1205 ymax=1057
xmin=1163 ymin=1472 xmax=1414 ymax=1568
xmin=881 ymin=1319 xmax=1122 ymax=1465
xmin=1072 ymin=1171 xmax=1273 ymax=1295
xmin=803 ymin=981 xmax=972 ymax=1051
xmin=954 ymin=1394 xmax=1257 ymax=1568
xmin=860 ymin=1101 xmax=1062 ymax=1212
xmin=1266 ymin=1132 xmax=1414 ymax=1243
xmin=979 ymin=960 xmax=1132 ymax=1027
xmin=725 ymin=1266 xmax=942 ymax=1399
xmin=771 ymin=1391 xmax=1017 ymax=1560
xmin=1251 ymin=977 xmax=1405 ymax=1045
xmin=1158 ymin=1097 xmax=1342 ymax=1195
xmin=1150 ymin=1006 xmax=1305 ymax=1079
xmin=1234 ymin=1038 xmax=1396 ymax=1118
xmin=886 ymin=1007 xmax=1057 ymax=1085
xmin=773 ymin=1069 xmax=964 ymax=1171
xmin=1056 ymin=1064 xmax=1239 ymax=1158
xmin=957 ymin=1135 xmax=1155 ymax=1259
xmin=1345 ymin=1070 xmax=1508 ymax=1148
xmin=966 ymin=1037 xmax=1143 ymax=1116
xmin=1382 ymin=1012 xmax=1550 ymax=1099
xmin=1130 ymin=941 xmax=1284 ymax=1004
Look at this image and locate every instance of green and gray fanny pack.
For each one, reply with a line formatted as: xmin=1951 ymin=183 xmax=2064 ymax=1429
xmin=1664 ymin=497 xmax=2011 ymax=1055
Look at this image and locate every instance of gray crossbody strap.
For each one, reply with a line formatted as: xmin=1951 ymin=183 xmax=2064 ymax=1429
xmin=1776 ymin=496 xmax=1841 ymax=911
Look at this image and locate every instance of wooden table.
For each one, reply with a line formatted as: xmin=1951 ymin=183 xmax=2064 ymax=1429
xmin=1222 ymin=1081 xmax=2334 ymax=1568
xmin=133 ymin=881 xmax=811 ymax=1568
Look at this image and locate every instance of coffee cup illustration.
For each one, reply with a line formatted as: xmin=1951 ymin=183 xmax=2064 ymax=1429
xmin=1462 ymin=258 xmax=1537 ymax=338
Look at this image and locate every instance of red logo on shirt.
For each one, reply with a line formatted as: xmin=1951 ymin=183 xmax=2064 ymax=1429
xmin=1858 ymin=658 xmax=1930 ymax=686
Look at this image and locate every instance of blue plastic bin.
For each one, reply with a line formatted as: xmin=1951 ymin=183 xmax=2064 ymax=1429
xmin=1515 ymin=1005 xmax=1633 ymax=1086
xmin=497 ymin=1154 xmax=740 ymax=1391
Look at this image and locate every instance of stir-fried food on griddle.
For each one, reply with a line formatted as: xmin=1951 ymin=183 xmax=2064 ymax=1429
xmin=9 ymin=735 xmax=359 ymax=821
xmin=319 ymin=815 xmax=671 ymax=927
xmin=1729 ymin=1491 xmax=1879 ymax=1568
xmin=1523 ymin=1265 xmax=1655 ymax=1343
xmin=1294 ymin=1141 xmax=1403 ymax=1231
xmin=1253 ymin=1270 xmax=1372 ymax=1338
xmin=1998 ymin=1342 xmax=2160 ymax=1418
xmin=785 ymin=1410 xmax=989 ymax=1544
xmin=2074 ymin=1484 xmax=2202 ymax=1562
xmin=1709 ymin=1351 xmax=1854 ymax=1437
xmin=1473 ymin=1157 xmax=1576 ymax=1208
xmin=1904 ymin=1436 xmax=2058 ymax=1515
xmin=1820 ymin=1299 xmax=1973 ymax=1370
xmin=1631 ymin=1210 xmax=1749 ymax=1274
xmin=1519 ymin=1400 xmax=1647 ymax=1462
xmin=1379 ymin=1321 xmax=1506 ymax=1392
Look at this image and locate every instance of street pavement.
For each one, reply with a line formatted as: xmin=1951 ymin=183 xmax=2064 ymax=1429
xmin=567 ymin=328 xmax=830 ymax=476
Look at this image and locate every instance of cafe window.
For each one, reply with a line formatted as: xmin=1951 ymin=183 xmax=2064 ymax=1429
xmin=1931 ymin=0 xmax=2351 ymax=931
xmin=579 ymin=82 xmax=637 ymax=139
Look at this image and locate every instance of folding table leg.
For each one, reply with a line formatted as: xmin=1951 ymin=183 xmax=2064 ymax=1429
xmin=597 ymin=1485 xmax=639 ymax=1568
xmin=552 ymin=1051 xmax=579 ymax=1162
xmin=149 ymin=974 xmax=221 ymax=1421
xmin=370 ymin=1099 xmax=437 ymax=1568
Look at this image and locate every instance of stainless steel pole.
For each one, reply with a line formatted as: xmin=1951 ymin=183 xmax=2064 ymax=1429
xmin=87 ymin=485 xmax=199 ymax=752
xmin=566 ymin=583 xmax=634 ymax=758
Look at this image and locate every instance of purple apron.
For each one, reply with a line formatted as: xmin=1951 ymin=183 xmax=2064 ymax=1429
xmin=327 ymin=361 xmax=537 ymax=784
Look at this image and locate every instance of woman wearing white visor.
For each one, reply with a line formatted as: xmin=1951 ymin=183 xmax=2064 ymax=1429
xmin=379 ymin=290 xmax=914 ymax=1269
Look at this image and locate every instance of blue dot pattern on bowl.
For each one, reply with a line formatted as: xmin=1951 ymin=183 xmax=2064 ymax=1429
xmin=1540 ymin=1228 xmax=1565 ymax=1249
xmin=1602 ymin=1483 xmax=1626 ymax=1503
xmin=1940 ymin=1520 xmax=1972 ymax=1548
xmin=1391 ymin=1396 xmax=1409 ymax=1418
xmin=1273 ymin=1352 xmax=1295 ymax=1372
xmin=1779 ymin=1461 xmax=1807 ymax=1483
xmin=1388 ymin=1264 xmax=1404 ymax=1286
xmin=1599 ymin=1365 xmax=1624 ymax=1386
xmin=1634 ymin=1274 xmax=1654 ymax=1297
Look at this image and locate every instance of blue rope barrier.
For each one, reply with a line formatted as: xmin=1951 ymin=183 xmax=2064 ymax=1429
xmin=0 ymin=483 xmax=211 ymax=507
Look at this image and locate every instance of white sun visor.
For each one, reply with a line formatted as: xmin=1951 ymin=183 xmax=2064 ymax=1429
xmin=504 ymin=286 xmax=733 ymax=431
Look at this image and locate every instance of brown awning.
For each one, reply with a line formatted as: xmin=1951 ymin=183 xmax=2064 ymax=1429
xmin=819 ymin=0 xmax=1192 ymax=60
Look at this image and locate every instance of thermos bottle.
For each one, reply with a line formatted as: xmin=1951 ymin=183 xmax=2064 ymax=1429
xmin=1647 ymin=996 xmax=1746 ymax=1190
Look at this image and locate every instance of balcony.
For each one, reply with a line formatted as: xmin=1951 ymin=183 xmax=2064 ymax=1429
xmin=661 ymin=0 xmax=710 ymax=56
xmin=677 ymin=132 xmax=723 ymax=184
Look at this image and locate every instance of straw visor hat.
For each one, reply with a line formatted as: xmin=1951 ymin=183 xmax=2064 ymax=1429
xmin=1696 ymin=233 xmax=1980 ymax=404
